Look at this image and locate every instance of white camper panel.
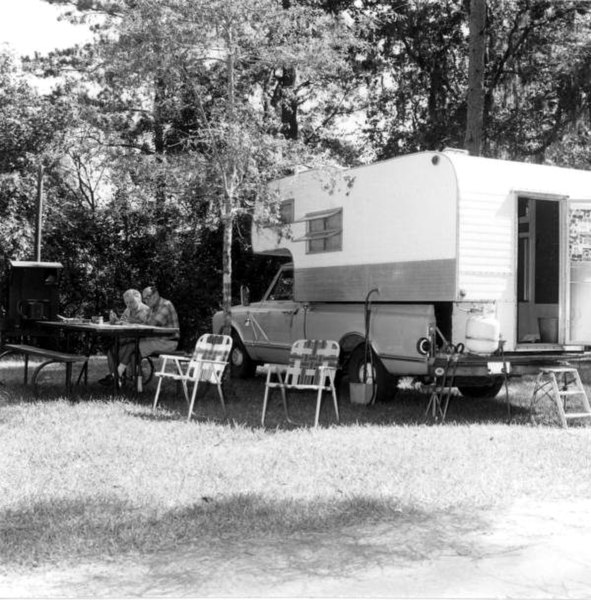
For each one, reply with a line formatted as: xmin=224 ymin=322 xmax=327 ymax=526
xmin=256 ymin=153 xmax=459 ymax=302
xmin=444 ymin=152 xmax=591 ymax=350
xmin=255 ymin=150 xmax=591 ymax=351
xmin=447 ymin=153 xmax=575 ymax=298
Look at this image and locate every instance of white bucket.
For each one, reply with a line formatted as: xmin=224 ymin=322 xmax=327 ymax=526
xmin=465 ymin=311 xmax=500 ymax=354
xmin=349 ymin=382 xmax=374 ymax=405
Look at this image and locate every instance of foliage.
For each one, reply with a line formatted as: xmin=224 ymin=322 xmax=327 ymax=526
xmin=484 ymin=0 xmax=591 ymax=161
xmin=0 ymin=51 xmax=77 ymax=302
xmin=332 ymin=0 xmax=591 ymax=165
xmin=3 ymin=0 xmax=591 ymax=337
xmin=34 ymin=0 xmax=359 ymax=338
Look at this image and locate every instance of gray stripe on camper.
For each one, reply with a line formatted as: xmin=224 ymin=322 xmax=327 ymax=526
xmin=295 ymin=258 xmax=457 ymax=302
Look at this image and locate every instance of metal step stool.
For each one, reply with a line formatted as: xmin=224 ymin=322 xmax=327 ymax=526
xmin=530 ymin=367 xmax=591 ymax=428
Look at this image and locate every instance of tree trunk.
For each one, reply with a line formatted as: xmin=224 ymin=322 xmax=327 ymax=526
xmin=280 ymin=67 xmax=298 ymax=140
xmin=222 ymin=203 xmax=233 ymax=337
xmin=272 ymin=0 xmax=298 ymax=140
xmin=464 ymin=0 xmax=486 ymax=156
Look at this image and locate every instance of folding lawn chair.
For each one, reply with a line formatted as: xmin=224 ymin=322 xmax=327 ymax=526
xmin=262 ymin=339 xmax=340 ymax=427
xmin=152 ymin=333 xmax=232 ymax=421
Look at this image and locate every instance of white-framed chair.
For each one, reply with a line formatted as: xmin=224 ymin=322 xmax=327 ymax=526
xmin=152 ymin=333 xmax=232 ymax=421
xmin=262 ymin=339 xmax=340 ymax=428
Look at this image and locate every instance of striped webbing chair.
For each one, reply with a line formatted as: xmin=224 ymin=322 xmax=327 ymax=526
xmin=152 ymin=333 xmax=232 ymax=422
xmin=262 ymin=339 xmax=340 ymax=428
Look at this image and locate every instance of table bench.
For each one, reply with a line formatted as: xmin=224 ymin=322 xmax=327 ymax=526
xmin=0 ymin=343 xmax=88 ymax=396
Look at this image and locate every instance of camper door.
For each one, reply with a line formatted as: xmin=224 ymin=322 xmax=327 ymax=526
xmin=567 ymin=198 xmax=591 ymax=344
xmin=516 ymin=196 xmax=561 ymax=345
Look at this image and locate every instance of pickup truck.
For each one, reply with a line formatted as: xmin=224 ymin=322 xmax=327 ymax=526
xmin=211 ymin=263 xmax=501 ymax=400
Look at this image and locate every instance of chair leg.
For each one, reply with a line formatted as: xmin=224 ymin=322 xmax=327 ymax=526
xmin=331 ymin=384 xmax=339 ymax=423
xmin=314 ymin=388 xmax=323 ymax=427
xmin=262 ymin=384 xmax=271 ymax=426
xmin=187 ymin=380 xmax=200 ymax=422
xmin=280 ymin=386 xmax=290 ymax=422
xmin=215 ymin=381 xmax=226 ymax=416
xmin=180 ymin=378 xmax=190 ymax=405
xmin=152 ymin=376 xmax=163 ymax=411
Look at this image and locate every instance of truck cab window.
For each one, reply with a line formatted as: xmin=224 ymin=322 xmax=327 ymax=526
xmin=268 ymin=272 xmax=294 ymax=301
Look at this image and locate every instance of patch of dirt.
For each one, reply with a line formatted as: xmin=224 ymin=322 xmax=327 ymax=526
xmin=2 ymin=499 xmax=591 ymax=598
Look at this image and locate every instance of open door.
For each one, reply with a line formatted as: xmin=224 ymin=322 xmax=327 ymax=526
xmin=567 ymin=199 xmax=591 ymax=344
xmin=516 ymin=196 xmax=560 ymax=345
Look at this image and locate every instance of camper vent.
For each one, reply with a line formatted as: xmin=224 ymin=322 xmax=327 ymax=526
xmin=293 ymin=208 xmax=343 ymax=253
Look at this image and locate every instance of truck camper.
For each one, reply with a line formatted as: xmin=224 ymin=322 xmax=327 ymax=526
xmin=213 ymin=149 xmax=591 ymax=399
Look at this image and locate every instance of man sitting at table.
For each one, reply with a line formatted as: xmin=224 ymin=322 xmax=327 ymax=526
xmin=109 ymin=285 xmax=180 ymax=386
xmin=99 ymin=288 xmax=150 ymax=386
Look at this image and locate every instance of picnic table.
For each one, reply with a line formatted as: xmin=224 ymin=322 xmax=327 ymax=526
xmin=39 ymin=320 xmax=179 ymax=394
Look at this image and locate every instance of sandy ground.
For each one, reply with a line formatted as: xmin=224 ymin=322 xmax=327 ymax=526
xmin=2 ymin=498 xmax=591 ymax=598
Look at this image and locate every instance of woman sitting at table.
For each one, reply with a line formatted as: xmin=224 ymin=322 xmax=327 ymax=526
xmin=102 ymin=285 xmax=180 ymax=387
xmin=98 ymin=288 xmax=149 ymax=386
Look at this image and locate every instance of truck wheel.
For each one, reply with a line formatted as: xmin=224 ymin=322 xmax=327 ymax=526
xmin=347 ymin=346 xmax=396 ymax=402
xmin=458 ymin=378 xmax=504 ymax=399
xmin=231 ymin=335 xmax=257 ymax=378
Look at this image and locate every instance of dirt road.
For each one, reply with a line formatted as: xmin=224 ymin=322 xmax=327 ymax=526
xmin=2 ymin=498 xmax=591 ymax=598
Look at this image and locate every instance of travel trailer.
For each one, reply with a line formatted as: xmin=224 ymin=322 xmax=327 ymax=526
xmin=213 ymin=149 xmax=591 ymax=399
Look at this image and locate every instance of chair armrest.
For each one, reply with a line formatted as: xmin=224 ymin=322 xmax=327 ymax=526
xmin=317 ymin=365 xmax=337 ymax=383
xmin=160 ymin=353 xmax=190 ymax=361
xmin=201 ymin=358 xmax=228 ymax=365
xmin=263 ymin=363 xmax=288 ymax=373
xmin=263 ymin=363 xmax=288 ymax=385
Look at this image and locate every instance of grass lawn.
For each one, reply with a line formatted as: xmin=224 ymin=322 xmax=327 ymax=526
xmin=2 ymin=355 xmax=591 ymax=573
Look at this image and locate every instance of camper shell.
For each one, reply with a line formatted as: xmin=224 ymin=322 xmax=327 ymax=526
xmin=217 ymin=150 xmax=591 ymax=395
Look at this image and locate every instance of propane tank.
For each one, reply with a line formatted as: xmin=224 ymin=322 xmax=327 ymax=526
xmin=465 ymin=308 xmax=500 ymax=354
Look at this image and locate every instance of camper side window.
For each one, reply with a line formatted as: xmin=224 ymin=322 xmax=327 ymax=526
xmin=280 ymin=199 xmax=294 ymax=224
xmin=307 ymin=209 xmax=343 ymax=253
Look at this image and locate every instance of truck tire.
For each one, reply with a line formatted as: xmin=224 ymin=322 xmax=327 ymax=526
xmin=347 ymin=345 xmax=396 ymax=402
xmin=458 ymin=378 xmax=504 ymax=399
xmin=231 ymin=335 xmax=257 ymax=378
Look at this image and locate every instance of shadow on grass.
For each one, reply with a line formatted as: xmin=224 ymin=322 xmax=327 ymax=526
xmin=0 ymin=364 xmax=541 ymax=430
xmin=144 ymin=375 xmax=534 ymax=429
xmin=0 ymin=493 xmax=491 ymax=574
xmin=0 ymin=356 xmax=547 ymax=428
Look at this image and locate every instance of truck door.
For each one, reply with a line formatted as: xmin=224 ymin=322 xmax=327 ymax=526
xmin=249 ymin=265 xmax=301 ymax=363
xmin=567 ymin=199 xmax=591 ymax=344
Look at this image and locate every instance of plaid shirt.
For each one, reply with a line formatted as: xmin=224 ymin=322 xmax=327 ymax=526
xmin=148 ymin=297 xmax=180 ymax=339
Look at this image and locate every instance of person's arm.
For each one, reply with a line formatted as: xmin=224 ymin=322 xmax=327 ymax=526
xmin=132 ymin=304 xmax=150 ymax=324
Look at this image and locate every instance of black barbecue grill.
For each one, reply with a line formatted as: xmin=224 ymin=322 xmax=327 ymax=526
xmin=0 ymin=260 xmax=62 ymax=342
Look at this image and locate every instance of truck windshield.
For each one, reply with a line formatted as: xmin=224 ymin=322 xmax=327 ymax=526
xmin=267 ymin=269 xmax=294 ymax=301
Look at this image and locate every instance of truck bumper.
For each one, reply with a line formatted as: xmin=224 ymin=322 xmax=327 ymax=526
xmin=430 ymin=350 xmax=591 ymax=380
